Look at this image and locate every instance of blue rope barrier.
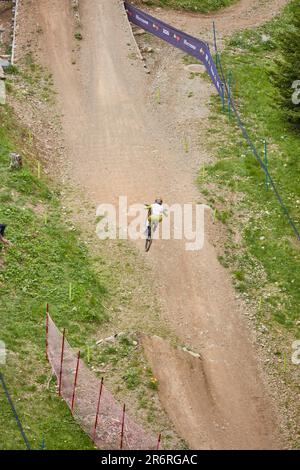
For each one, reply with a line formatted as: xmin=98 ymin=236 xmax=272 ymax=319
xmin=0 ymin=372 xmax=31 ymax=449
xmin=215 ymin=42 xmax=300 ymax=241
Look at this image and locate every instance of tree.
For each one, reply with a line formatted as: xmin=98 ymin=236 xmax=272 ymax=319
xmin=272 ymin=1 xmax=300 ymax=128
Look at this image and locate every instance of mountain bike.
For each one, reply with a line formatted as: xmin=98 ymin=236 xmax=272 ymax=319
xmin=145 ymin=221 xmax=159 ymax=252
xmin=144 ymin=204 xmax=159 ymax=252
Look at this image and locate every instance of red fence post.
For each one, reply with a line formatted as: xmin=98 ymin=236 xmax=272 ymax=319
xmin=58 ymin=328 xmax=66 ymax=397
xmin=157 ymin=433 xmax=161 ymax=450
xmin=93 ymin=377 xmax=104 ymax=442
xmin=120 ymin=404 xmax=126 ymax=450
xmin=45 ymin=304 xmax=49 ymax=361
xmin=71 ymin=351 xmax=80 ymax=413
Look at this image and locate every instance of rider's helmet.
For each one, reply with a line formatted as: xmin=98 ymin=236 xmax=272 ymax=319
xmin=155 ymin=198 xmax=163 ymax=205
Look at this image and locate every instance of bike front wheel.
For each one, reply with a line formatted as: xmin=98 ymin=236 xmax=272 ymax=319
xmin=145 ymin=225 xmax=152 ymax=252
xmin=145 ymin=237 xmax=153 ymax=252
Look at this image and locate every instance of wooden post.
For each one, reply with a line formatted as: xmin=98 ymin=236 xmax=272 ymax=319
xmin=157 ymin=433 xmax=161 ymax=450
xmin=58 ymin=329 xmax=66 ymax=397
xmin=71 ymin=351 xmax=80 ymax=413
xmin=120 ymin=404 xmax=126 ymax=450
xmin=93 ymin=377 xmax=104 ymax=442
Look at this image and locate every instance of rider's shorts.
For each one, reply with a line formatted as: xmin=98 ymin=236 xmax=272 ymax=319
xmin=149 ymin=214 xmax=162 ymax=223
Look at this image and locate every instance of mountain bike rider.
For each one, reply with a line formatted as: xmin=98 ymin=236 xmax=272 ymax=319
xmin=145 ymin=198 xmax=167 ymax=239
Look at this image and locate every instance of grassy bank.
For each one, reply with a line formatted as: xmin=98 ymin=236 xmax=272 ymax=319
xmin=0 ymin=106 xmax=111 ymax=449
xmin=134 ymin=0 xmax=237 ymax=13
xmin=199 ymin=1 xmax=300 ymax=444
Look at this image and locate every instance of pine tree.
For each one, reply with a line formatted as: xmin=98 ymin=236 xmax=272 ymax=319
xmin=272 ymin=1 xmax=300 ymax=127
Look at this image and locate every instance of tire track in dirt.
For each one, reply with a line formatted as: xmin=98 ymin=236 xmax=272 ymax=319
xmin=15 ymin=0 xmax=287 ymax=448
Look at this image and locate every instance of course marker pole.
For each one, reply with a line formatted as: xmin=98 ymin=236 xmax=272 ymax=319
xmin=183 ymin=136 xmax=189 ymax=154
xmin=228 ymin=71 xmax=232 ymax=119
xmin=216 ymin=51 xmax=220 ymax=69
xmin=221 ymin=83 xmax=225 ymax=112
xmin=93 ymin=377 xmax=103 ymax=442
xmin=39 ymin=438 xmax=46 ymax=450
xmin=69 ymin=282 xmax=73 ymax=302
xmin=58 ymin=328 xmax=66 ymax=397
xmin=212 ymin=21 xmax=217 ymax=62
xmin=213 ymin=208 xmax=217 ymax=223
xmin=120 ymin=404 xmax=126 ymax=450
xmin=156 ymin=88 xmax=161 ymax=104
xmin=71 ymin=351 xmax=80 ymax=413
xmin=46 ymin=304 xmax=49 ymax=361
xmin=263 ymin=139 xmax=270 ymax=190
xmin=93 ymin=377 xmax=104 ymax=442
xmin=157 ymin=433 xmax=162 ymax=450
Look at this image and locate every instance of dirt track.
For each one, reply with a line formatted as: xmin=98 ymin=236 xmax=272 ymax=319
xmin=16 ymin=0 xmax=288 ymax=449
xmin=138 ymin=0 xmax=289 ymax=40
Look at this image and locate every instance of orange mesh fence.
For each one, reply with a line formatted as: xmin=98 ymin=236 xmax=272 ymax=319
xmin=46 ymin=311 xmax=158 ymax=450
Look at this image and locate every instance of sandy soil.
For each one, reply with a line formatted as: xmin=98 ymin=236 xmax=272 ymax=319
xmin=14 ymin=0 xmax=289 ymax=449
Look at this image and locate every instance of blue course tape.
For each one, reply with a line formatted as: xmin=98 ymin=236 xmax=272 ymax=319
xmin=216 ymin=50 xmax=300 ymax=241
xmin=0 ymin=373 xmax=31 ymax=450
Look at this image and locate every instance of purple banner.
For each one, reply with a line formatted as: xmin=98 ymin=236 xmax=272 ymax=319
xmin=124 ymin=1 xmax=223 ymax=97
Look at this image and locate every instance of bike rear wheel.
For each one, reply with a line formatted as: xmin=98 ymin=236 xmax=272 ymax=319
xmin=145 ymin=237 xmax=152 ymax=252
xmin=145 ymin=225 xmax=152 ymax=252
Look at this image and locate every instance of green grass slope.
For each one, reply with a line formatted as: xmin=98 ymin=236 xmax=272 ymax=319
xmin=199 ymin=1 xmax=300 ymax=445
xmin=0 ymin=106 xmax=109 ymax=449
